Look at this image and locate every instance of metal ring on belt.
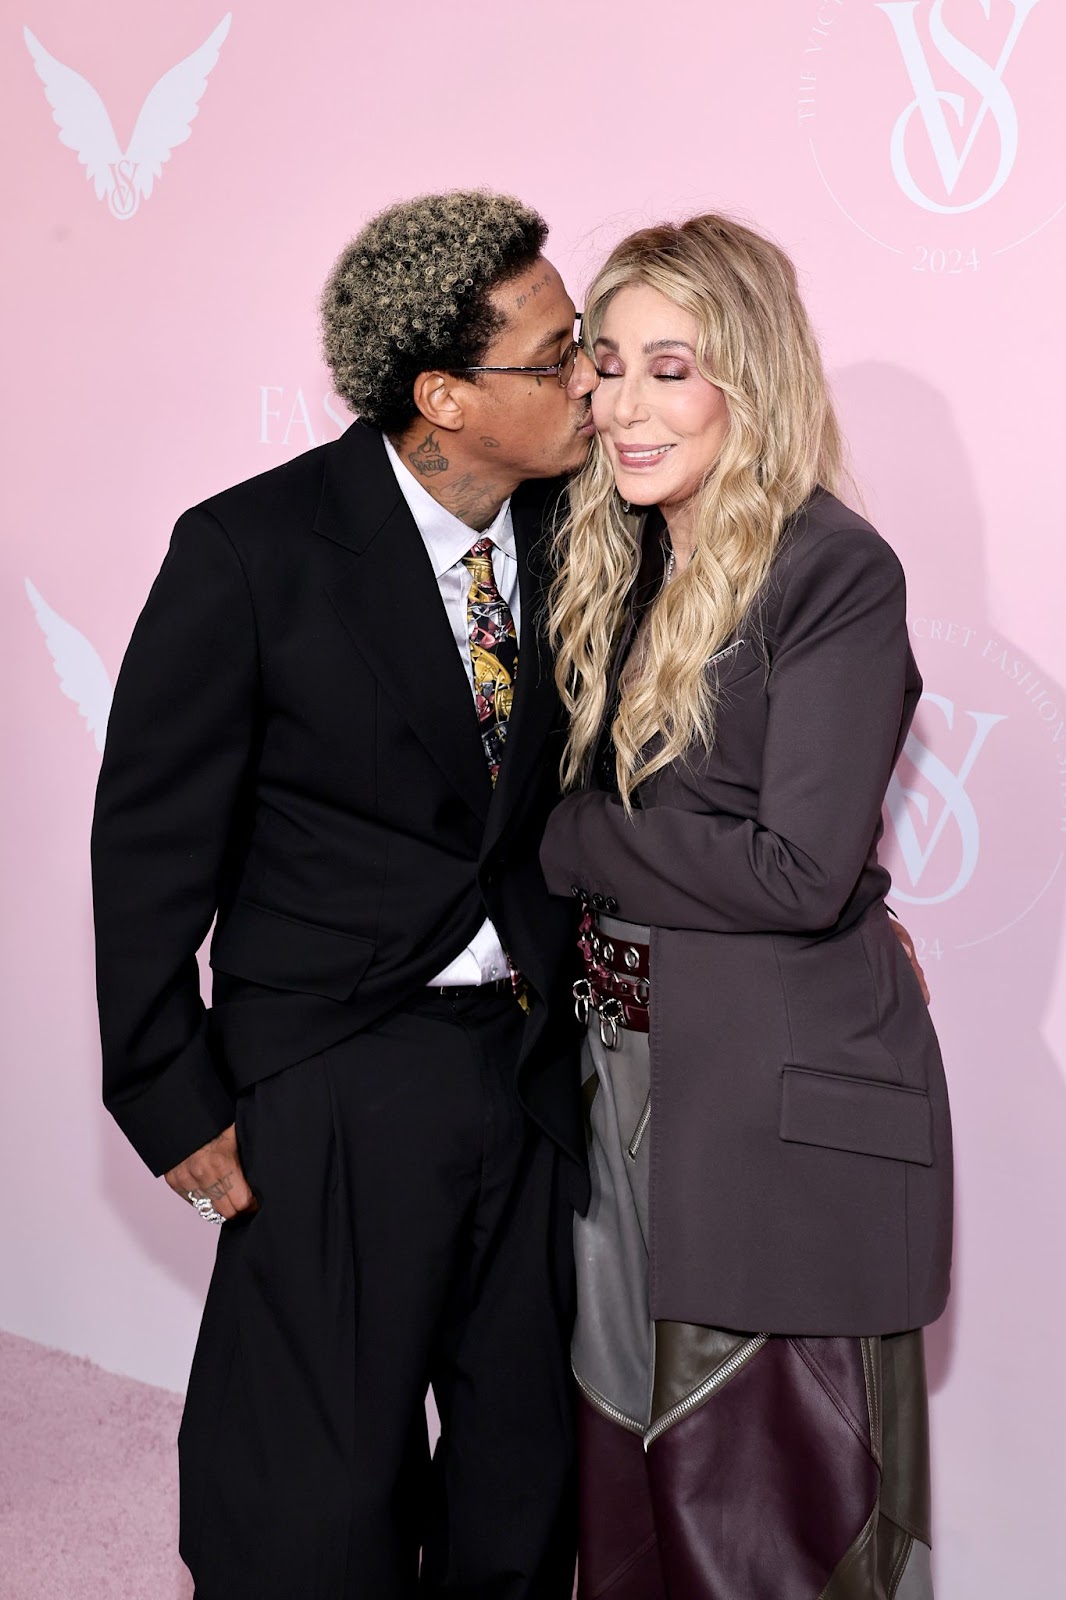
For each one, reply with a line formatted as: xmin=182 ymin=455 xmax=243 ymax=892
xmin=573 ymin=911 xmax=651 ymax=1044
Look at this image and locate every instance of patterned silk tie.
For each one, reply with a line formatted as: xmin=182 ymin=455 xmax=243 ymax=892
xmin=462 ymin=537 xmax=518 ymax=784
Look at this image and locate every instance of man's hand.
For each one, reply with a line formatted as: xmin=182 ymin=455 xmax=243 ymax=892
xmin=165 ymin=1124 xmax=258 ymax=1220
xmin=889 ymin=917 xmax=930 ymax=1005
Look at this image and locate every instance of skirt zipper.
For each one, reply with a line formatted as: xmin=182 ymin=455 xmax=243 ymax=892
xmin=643 ymin=1335 xmax=768 ymax=1449
xmin=573 ymin=1369 xmax=646 ymax=1437
xmin=627 ymin=1093 xmax=652 ymax=1160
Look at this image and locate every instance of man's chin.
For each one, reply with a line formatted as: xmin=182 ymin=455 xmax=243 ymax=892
xmin=558 ymin=436 xmax=596 ymax=475
xmin=517 ymin=435 xmax=595 ymax=481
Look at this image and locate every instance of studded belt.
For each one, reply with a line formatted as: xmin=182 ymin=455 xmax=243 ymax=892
xmin=573 ymin=909 xmax=651 ymax=1046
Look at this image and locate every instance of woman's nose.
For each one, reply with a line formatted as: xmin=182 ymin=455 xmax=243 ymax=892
xmin=613 ymin=375 xmax=649 ymax=427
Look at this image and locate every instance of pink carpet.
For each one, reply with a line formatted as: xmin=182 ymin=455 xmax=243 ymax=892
xmin=0 ymin=1329 xmax=192 ymax=1600
xmin=1 ymin=1330 xmax=579 ymax=1597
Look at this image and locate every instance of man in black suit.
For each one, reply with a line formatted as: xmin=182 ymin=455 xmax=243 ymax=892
xmin=91 ymin=190 xmax=599 ymax=1599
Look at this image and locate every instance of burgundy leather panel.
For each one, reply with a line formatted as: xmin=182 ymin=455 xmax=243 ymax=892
xmin=576 ymin=1394 xmax=667 ymax=1599
xmin=646 ymin=1336 xmax=879 ymax=1598
xmin=791 ymin=1335 xmax=875 ymax=1455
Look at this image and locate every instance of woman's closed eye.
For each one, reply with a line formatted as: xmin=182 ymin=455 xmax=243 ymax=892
xmin=594 ymin=364 xmax=689 ymax=382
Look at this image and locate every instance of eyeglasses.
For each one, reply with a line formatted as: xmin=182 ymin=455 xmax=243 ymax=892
xmin=452 ymin=319 xmax=585 ymax=389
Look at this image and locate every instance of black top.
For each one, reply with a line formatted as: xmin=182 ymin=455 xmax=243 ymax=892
xmin=593 ymin=513 xmax=670 ymax=800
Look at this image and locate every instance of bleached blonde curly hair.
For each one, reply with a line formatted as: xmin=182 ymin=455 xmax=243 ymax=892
xmin=550 ymin=214 xmax=844 ymax=808
xmin=321 ymin=190 xmax=548 ymax=433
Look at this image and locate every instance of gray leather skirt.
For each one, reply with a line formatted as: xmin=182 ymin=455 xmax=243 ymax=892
xmin=572 ymin=914 xmax=934 ymax=1600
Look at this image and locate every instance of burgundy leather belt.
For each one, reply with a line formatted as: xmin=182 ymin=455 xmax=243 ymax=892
xmin=573 ymin=910 xmax=651 ymax=1044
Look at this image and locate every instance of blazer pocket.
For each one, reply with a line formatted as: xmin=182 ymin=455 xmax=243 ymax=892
xmin=779 ymin=1064 xmax=933 ymax=1166
xmin=210 ymin=899 xmax=374 ymax=1002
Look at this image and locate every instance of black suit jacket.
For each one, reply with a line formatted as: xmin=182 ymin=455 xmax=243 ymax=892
xmin=541 ymin=492 xmax=952 ymax=1334
xmin=92 ymin=422 xmax=582 ymax=1177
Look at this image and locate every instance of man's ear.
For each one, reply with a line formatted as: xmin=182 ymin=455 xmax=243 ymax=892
xmin=411 ymin=370 xmax=468 ymax=434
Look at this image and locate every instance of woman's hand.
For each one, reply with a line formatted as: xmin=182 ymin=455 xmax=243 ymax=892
xmin=889 ymin=918 xmax=930 ymax=1004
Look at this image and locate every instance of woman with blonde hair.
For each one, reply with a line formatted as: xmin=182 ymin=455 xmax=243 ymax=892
xmin=540 ymin=215 xmax=952 ymax=1598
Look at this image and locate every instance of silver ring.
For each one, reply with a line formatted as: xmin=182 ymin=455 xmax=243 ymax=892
xmin=598 ymin=998 xmax=623 ymax=1051
xmin=572 ymin=977 xmax=593 ymax=1026
xmin=187 ymin=1190 xmax=225 ymax=1225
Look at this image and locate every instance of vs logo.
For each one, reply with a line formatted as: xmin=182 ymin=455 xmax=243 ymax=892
xmin=877 ymin=624 xmax=1065 ymax=959
xmin=877 ymin=0 xmax=1040 ymax=213
xmin=798 ymin=0 xmax=1059 ymax=268
xmin=884 ymin=694 xmax=1005 ymax=904
xmin=24 ymin=14 xmax=231 ymax=219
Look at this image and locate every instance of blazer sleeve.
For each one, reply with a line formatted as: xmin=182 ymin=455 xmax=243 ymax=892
xmin=91 ymin=508 xmax=259 ymax=1175
xmin=539 ymin=527 xmax=910 ymax=934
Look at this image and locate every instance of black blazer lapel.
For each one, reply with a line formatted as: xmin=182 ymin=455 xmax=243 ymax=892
xmin=315 ymin=423 xmax=492 ymax=821
xmin=482 ymin=479 xmax=564 ymax=856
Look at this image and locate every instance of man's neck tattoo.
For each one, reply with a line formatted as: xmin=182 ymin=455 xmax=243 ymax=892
xmin=408 ymin=430 xmax=449 ymax=477
xmin=400 ymin=429 xmax=508 ymax=529
xmin=442 ymin=471 xmax=506 ymax=532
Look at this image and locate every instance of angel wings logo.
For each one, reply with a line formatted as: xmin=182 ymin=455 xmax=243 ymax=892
xmin=24 ymin=14 xmax=231 ymax=220
xmin=25 ymin=580 xmax=113 ymax=753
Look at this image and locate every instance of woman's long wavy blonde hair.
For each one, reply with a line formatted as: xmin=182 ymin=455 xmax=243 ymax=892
xmin=550 ymin=214 xmax=844 ymax=807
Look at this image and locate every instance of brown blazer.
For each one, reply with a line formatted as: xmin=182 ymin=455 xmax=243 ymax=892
xmin=540 ymin=490 xmax=952 ymax=1336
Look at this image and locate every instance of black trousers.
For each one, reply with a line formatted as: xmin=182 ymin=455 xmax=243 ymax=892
xmin=178 ymin=990 xmax=578 ymax=1599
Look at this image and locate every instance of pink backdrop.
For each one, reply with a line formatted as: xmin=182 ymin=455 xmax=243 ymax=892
xmin=4 ymin=2 xmax=1064 ymax=1593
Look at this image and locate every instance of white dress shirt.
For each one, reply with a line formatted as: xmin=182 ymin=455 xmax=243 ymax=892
xmin=383 ymin=435 xmax=520 ymax=987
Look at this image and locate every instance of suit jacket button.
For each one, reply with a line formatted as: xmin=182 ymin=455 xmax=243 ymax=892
xmin=592 ymin=894 xmax=605 ymax=911
xmin=605 ymin=897 xmax=619 ymax=913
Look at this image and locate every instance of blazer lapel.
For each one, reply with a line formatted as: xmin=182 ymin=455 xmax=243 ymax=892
xmin=482 ymin=479 xmax=564 ymax=856
xmin=315 ymin=423 xmax=493 ymax=820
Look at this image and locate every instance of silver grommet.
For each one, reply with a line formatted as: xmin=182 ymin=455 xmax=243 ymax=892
xmin=623 ymin=947 xmax=640 ymax=970
xmin=598 ymin=997 xmax=623 ymax=1051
